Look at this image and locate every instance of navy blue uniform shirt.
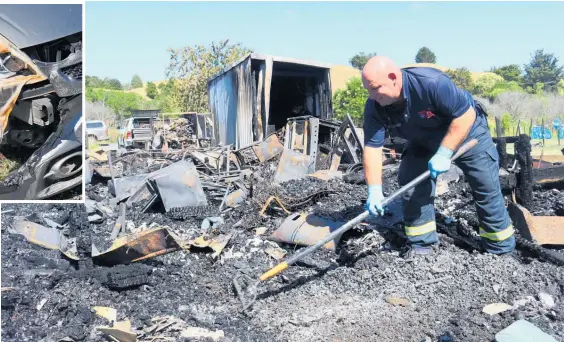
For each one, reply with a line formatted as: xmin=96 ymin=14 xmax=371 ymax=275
xmin=363 ymin=67 xmax=488 ymax=153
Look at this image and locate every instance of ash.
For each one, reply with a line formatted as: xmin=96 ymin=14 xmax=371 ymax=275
xmin=2 ymin=160 xmax=564 ymax=342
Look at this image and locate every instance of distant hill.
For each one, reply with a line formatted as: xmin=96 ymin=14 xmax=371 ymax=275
xmin=126 ymin=80 xmax=169 ymax=100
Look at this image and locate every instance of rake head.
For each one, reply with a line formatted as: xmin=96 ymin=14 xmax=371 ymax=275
xmin=232 ymin=273 xmax=259 ymax=311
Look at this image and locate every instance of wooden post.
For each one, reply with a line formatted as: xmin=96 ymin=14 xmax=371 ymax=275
xmin=495 ymin=117 xmax=507 ymax=169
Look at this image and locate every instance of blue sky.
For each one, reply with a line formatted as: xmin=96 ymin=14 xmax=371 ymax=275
xmin=85 ymin=1 xmax=564 ymax=84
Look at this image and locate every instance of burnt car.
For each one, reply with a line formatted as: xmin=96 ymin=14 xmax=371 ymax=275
xmin=0 ymin=4 xmax=83 ymax=199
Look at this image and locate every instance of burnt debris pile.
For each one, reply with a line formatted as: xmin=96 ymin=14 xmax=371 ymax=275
xmin=3 ymin=116 xmax=564 ymax=342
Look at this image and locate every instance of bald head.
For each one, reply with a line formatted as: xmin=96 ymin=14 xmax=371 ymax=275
xmin=361 ymin=56 xmax=403 ymax=106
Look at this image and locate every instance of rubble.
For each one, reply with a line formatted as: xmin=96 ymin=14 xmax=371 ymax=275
xmin=3 ymin=115 xmax=564 ymax=341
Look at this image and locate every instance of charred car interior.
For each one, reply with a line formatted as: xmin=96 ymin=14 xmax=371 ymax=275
xmin=0 ymin=4 xmax=83 ymax=200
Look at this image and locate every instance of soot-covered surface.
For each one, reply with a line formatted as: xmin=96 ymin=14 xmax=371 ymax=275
xmin=2 ymin=163 xmax=563 ymax=342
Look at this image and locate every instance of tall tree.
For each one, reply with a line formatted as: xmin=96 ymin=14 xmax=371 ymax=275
xmin=523 ymin=49 xmax=563 ymax=92
xmin=444 ymin=67 xmax=473 ymax=92
xmin=349 ymin=52 xmax=377 ymax=70
xmin=415 ymin=47 xmax=436 ymax=64
xmin=146 ymin=81 xmax=158 ymax=99
xmin=490 ymin=64 xmax=523 ymax=84
xmin=131 ymin=74 xmax=143 ymax=89
xmin=166 ymin=39 xmax=252 ymax=112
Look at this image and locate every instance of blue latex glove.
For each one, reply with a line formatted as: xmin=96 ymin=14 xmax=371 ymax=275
xmin=428 ymin=145 xmax=454 ymax=179
xmin=365 ymin=184 xmax=385 ymax=217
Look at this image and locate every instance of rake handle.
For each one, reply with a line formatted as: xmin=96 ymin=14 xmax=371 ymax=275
xmin=258 ymin=139 xmax=478 ymax=282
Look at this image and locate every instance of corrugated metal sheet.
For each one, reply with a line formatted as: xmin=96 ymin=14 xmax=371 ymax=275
xmin=237 ymin=57 xmax=253 ymax=148
xmin=209 ymin=63 xmax=239 ymax=147
xmin=208 ymin=56 xmax=254 ymax=149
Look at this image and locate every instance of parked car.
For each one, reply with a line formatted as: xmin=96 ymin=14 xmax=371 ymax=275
xmin=86 ymin=120 xmax=110 ymax=141
xmin=0 ymin=4 xmax=83 ymax=200
xmin=117 ymin=110 xmax=158 ymax=149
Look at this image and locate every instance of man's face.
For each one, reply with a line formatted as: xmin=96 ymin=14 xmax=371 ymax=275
xmin=362 ymin=72 xmax=401 ymax=106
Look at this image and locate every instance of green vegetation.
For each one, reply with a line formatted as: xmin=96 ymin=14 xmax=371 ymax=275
xmin=444 ymin=67 xmax=474 ymax=92
xmin=130 ymin=74 xmax=143 ymax=89
xmin=349 ymin=52 xmax=377 ymax=70
xmin=415 ymin=47 xmax=436 ymax=64
xmin=86 ymin=76 xmax=123 ymax=90
xmin=332 ymin=77 xmax=369 ymax=126
xmin=146 ymin=82 xmax=158 ymax=99
xmin=85 ymin=88 xmax=144 ymax=117
xmin=491 ymin=64 xmax=523 ymax=84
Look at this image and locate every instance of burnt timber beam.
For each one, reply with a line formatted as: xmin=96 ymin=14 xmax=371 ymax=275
xmin=532 ymin=165 xmax=564 ymax=186
xmin=515 ymin=134 xmax=533 ymax=210
xmin=492 ymin=136 xmax=520 ymax=144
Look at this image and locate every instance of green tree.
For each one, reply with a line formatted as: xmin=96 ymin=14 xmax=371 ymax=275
xmin=472 ymin=73 xmax=505 ymax=98
xmin=131 ymin=74 xmax=143 ymax=89
xmin=85 ymin=75 xmax=105 ymax=88
xmin=103 ymin=77 xmax=123 ymax=90
xmin=157 ymin=79 xmax=183 ymax=113
xmin=415 ymin=47 xmax=436 ymax=64
xmin=523 ymin=49 xmax=564 ymax=92
xmin=444 ymin=67 xmax=473 ymax=92
xmin=166 ymin=39 xmax=252 ymax=112
xmin=490 ymin=64 xmax=523 ymax=84
xmin=349 ymin=52 xmax=377 ymax=70
xmin=332 ymin=77 xmax=369 ymax=126
xmin=146 ymin=81 xmax=158 ymax=99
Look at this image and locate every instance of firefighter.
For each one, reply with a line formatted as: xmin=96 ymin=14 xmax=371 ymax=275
xmin=361 ymin=56 xmax=515 ymax=258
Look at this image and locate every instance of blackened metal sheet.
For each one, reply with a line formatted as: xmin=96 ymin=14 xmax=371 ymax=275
xmin=152 ymin=159 xmax=208 ymax=211
xmin=274 ymin=148 xmax=314 ymax=183
xmin=252 ymin=133 xmax=283 ymax=162
xmin=108 ymin=174 xmax=149 ymax=199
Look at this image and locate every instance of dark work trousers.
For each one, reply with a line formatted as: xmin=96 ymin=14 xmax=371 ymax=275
xmin=398 ymin=137 xmax=516 ymax=254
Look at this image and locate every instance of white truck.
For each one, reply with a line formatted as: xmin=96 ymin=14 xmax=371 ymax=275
xmin=117 ymin=110 xmax=158 ymax=149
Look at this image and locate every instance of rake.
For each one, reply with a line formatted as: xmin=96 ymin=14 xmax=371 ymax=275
xmin=233 ymin=139 xmax=479 ymax=311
